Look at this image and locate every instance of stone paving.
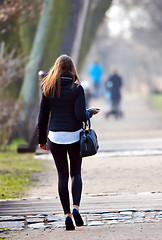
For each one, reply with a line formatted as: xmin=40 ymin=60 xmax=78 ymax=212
xmin=1 ymin=208 xmax=162 ymax=231
xmin=1 ymin=193 xmax=162 ymax=231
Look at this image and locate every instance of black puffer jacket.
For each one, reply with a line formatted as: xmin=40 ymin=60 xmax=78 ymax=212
xmin=38 ymin=73 xmax=93 ymax=144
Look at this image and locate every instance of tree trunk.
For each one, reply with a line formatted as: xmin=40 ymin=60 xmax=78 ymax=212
xmin=40 ymin=0 xmax=82 ymax=70
xmin=17 ymin=0 xmax=83 ymax=140
xmin=78 ymin=0 xmax=112 ymax=71
xmin=15 ymin=0 xmax=112 ymax=141
xmin=17 ymin=0 xmax=53 ymax=140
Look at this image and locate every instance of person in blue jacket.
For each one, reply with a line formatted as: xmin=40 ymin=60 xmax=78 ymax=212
xmin=88 ymin=61 xmax=103 ymax=97
xmin=38 ymin=54 xmax=100 ymax=230
xmin=105 ymin=68 xmax=123 ymax=119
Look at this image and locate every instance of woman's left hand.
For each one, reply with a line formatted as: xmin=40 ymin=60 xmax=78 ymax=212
xmin=39 ymin=144 xmax=47 ymax=151
xmin=90 ymin=108 xmax=100 ymax=115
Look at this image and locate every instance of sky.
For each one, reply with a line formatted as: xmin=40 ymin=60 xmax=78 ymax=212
xmin=105 ymin=0 xmax=152 ymax=40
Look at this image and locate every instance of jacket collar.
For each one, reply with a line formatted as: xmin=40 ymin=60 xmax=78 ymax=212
xmin=60 ymin=73 xmax=74 ymax=85
xmin=61 ymin=72 xmax=73 ymax=79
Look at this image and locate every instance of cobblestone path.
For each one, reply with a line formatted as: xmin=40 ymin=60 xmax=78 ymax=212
xmin=1 ymin=193 xmax=162 ymax=231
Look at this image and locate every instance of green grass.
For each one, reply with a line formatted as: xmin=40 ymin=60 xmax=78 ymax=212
xmin=6 ymin=138 xmax=27 ymax=151
xmin=0 ymin=137 xmax=27 ymax=152
xmin=0 ymin=152 xmax=45 ymax=199
xmin=150 ymin=94 xmax=162 ymax=110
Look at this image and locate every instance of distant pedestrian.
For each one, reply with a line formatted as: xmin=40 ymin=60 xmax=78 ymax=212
xmin=105 ymin=68 xmax=123 ymax=119
xmin=37 ymin=54 xmax=100 ymax=230
xmin=88 ymin=60 xmax=103 ymax=97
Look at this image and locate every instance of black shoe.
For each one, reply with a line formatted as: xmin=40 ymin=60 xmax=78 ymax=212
xmin=65 ymin=216 xmax=75 ymax=230
xmin=73 ymin=208 xmax=84 ymax=226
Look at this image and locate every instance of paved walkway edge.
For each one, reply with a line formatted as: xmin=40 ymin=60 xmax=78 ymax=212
xmin=0 ymin=193 xmax=162 ymax=231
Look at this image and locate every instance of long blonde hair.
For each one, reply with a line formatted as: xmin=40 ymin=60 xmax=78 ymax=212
xmin=41 ymin=54 xmax=80 ymax=97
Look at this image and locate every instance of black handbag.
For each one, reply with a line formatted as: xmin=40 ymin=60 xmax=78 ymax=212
xmin=80 ymin=119 xmax=99 ymax=157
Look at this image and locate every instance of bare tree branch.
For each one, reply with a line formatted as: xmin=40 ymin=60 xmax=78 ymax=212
xmin=0 ymin=0 xmax=42 ymax=34
xmin=0 ymin=42 xmax=26 ymax=90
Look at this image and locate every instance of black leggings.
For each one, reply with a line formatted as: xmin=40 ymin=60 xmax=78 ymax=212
xmin=49 ymin=140 xmax=82 ymax=214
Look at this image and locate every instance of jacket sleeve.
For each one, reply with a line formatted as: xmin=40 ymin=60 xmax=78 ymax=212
xmin=74 ymin=85 xmax=93 ymax=122
xmin=37 ymin=94 xmax=50 ymax=144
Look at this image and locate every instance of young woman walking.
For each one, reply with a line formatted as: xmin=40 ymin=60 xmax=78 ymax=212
xmin=38 ymin=54 xmax=100 ymax=230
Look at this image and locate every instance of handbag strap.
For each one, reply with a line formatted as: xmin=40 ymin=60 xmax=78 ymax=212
xmin=83 ymin=119 xmax=91 ymax=130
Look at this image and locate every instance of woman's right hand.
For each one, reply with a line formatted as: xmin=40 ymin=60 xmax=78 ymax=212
xmin=90 ymin=108 xmax=100 ymax=115
xmin=39 ymin=144 xmax=47 ymax=151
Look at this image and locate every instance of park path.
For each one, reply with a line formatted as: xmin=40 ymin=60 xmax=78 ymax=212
xmin=91 ymin=94 xmax=162 ymax=140
xmin=25 ymin=94 xmax=162 ymax=199
xmin=1 ymin=94 xmax=162 ymax=238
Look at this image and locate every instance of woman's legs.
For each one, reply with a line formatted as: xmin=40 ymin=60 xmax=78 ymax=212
xmin=67 ymin=141 xmax=82 ymax=209
xmin=49 ymin=141 xmax=71 ymax=214
xmin=49 ymin=140 xmax=83 ymax=227
xmin=67 ymin=141 xmax=84 ymax=226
